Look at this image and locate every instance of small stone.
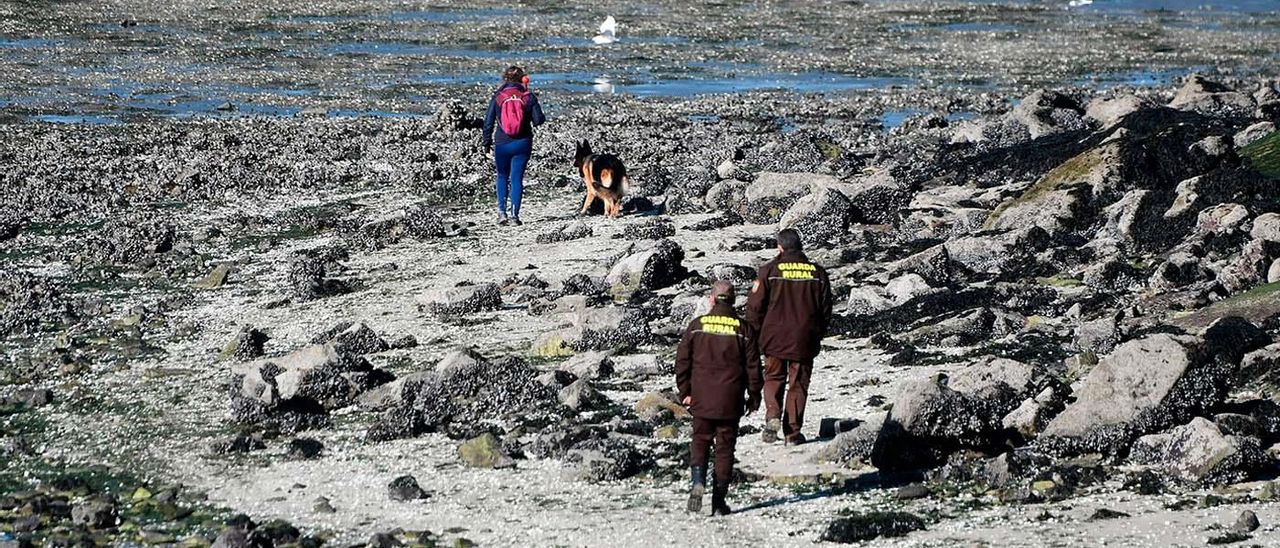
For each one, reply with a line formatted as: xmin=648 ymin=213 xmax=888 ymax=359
xmin=194 ymin=263 xmax=232 ymax=289
xmin=209 ymin=432 xmax=266 ymax=454
xmin=716 ymin=159 xmax=738 ymax=180
xmin=654 ymin=424 xmax=680 ymax=439
xmin=633 ymin=392 xmax=689 ymax=421
xmin=894 ymin=483 xmax=929 ymax=500
xmin=368 ymin=532 xmax=404 ymax=548
xmin=1208 ymin=531 xmax=1251 ymax=545
xmin=387 ymin=475 xmax=429 ymax=501
xmin=287 ymin=438 xmax=324 ymax=459
xmin=1088 ymin=508 xmax=1129 ymax=521
xmin=1257 ymin=481 xmax=1279 ymax=501
xmin=1232 ymin=509 xmax=1260 ymax=533
xmin=820 ymin=512 xmax=925 ymax=543
xmin=70 ymin=499 xmax=118 ymax=529
xmin=457 ymin=433 xmax=515 ymax=469
xmin=1031 ymin=480 xmax=1056 ymax=493
xmin=313 ymin=497 xmax=336 ymax=514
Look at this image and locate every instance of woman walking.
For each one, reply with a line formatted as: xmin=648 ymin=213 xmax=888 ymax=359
xmin=482 ymin=65 xmax=546 ymax=226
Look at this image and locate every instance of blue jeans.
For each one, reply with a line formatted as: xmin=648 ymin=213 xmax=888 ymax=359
xmin=494 ymin=138 xmax=532 ymax=219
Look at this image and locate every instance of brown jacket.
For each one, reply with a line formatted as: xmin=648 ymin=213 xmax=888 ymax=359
xmin=746 ymin=251 xmax=833 ymax=362
xmin=675 ymin=303 xmax=763 ymax=420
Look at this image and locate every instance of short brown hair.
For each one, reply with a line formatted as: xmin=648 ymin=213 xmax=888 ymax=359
xmin=710 ymin=280 xmax=735 ymax=305
xmin=502 ymin=65 xmax=526 ymax=83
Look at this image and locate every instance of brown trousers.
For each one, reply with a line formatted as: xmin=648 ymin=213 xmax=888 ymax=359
xmin=691 ymin=417 xmax=739 ymax=484
xmin=763 ymin=356 xmax=812 ymax=440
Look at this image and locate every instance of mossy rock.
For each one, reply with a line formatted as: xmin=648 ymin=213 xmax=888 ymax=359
xmin=1036 ymin=275 xmax=1084 ymax=288
xmin=458 ymin=433 xmax=515 ymax=469
xmin=530 ymin=333 xmax=573 ymax=358
xmin=985 ymin=145 xmax=1108 ymax=230
xmin=1171 ymin=281 xmax=1280 ymax=329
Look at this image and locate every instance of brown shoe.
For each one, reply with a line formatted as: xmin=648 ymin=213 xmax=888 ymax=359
xmin=785 ymin=433 xmax=807 ymax=446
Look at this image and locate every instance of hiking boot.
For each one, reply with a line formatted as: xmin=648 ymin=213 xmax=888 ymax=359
xmin=510 ymin=217 xmax=524 ymax=226
xmin=686 ymin=466 xmax=706 ymax=514
xmin=762 ymin=418 xmax=781 ymax=444
xmin=711 ymin=481 xmax=731 ymax=516
xmin=496 ymin=215 xmax=509 ymax=226
xmin=785 ymin=433 xmax=807 ymax=446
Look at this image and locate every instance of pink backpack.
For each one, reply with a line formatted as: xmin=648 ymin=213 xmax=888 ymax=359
xmin=497 ymin=87 xmax=528 ymax=137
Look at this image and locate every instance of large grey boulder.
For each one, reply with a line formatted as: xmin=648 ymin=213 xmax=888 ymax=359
xmin=312 ymin=321 xmax=389 ymax=356
xmin=886 ymin=245 xmax=953 ymax=286
xmin=1238 ymin=343 xmax=1280 ymax=397
xmin=704 ymin=180 xmax=748 ymax=213
xmin=1085 ymin=95 xmax=1147 ymax=127
xmin=557 ymin=350 xmax=615 ymax=380
xmin=233 ymin=343 xmax=387 ymax=412
xmin=1250 ymin=213 xmax=1280 ymax=243
xmin=559 ymin=379 xmax=609 ymax=411
xmin=1010 ymin=89 xmax=1087 ymax=139
xmin=561 ymin=437 xmax=650 ymax=482
xmin=366 ymin=348 xmax=560 ymax=442
xmin=604 ymin=239 xmax=687 ymax=301
xmin=843 ymin=175 xmax=912 ymax=225
xmin=777 ymin=186 xmax=852 ymax=245
xmin=1130 ymin=417 xmax=1266 ymax=485
xmin=1218 ymin=239 xmax=1280 ymax=294
xmin=531 ymin=307 xmax=652 ymax=357
xmin=1169 ymin=75 xmax=1255 ymax=118
xmin=948 ymin=357 xmax=1043 ymax=397
xmin=871 ymin=370 xmax=1022 ymax=471
xmin=742 ymin=172 xmax=825 ymax=223
xmin=944 ymin=227 xmax=1050 ymax=278
xmin=1073 ymin=312 xmax=1123 ymax=355
xmin=815 ymin=416 xmax=884 ymax=468
xmin=416 ymin=283 xmax=502 ymax=316
xmin=1235 ymin=121 xmax=1276 ymax=148
xmin=846 ymin=273 xmax=941 ymax=318
xmin=1039 ymin=334 xmax=1233 ymax=456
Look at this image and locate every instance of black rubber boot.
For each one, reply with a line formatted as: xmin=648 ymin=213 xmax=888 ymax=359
xmin=711 ymin=481 xmax=732 ymax=516
xmin=686 ymin=466 xmax=706 ymax=514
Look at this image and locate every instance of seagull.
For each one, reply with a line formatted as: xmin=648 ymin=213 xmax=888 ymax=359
xmin=592 ymin=15 xmax=618 ymax=44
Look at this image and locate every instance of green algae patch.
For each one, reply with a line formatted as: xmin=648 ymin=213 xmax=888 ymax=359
xmin=1241 ymin=131 xmax=1280 ymax=179
xmin=530 ymin=332 xmax=573 ymax=358
xmin=1037 ymin=274 xmax=1084 ymax=288
xmin=1172 ymin=281 xmax=1280 ymax=330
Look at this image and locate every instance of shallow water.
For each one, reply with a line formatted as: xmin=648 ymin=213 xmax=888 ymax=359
xmin=0 ymin=0 xmax=1276 ymax=123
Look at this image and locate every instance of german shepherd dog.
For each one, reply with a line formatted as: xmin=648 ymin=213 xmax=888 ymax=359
xmin=573 ymin=140 xmax=628 ymax=218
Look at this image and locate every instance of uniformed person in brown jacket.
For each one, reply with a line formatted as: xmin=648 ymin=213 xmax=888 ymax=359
xmin=675 ymin=281 xmax=762 ymax=516
xmin=746 ymin=229 xmax=833 ymax=445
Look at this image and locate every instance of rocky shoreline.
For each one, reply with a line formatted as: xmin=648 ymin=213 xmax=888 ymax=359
xmin=4 ymin=66 xmax=1280 ymax=546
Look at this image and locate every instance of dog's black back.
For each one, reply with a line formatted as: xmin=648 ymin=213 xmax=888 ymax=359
xmin=574 ymin=140 xmax=626 ymax=190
